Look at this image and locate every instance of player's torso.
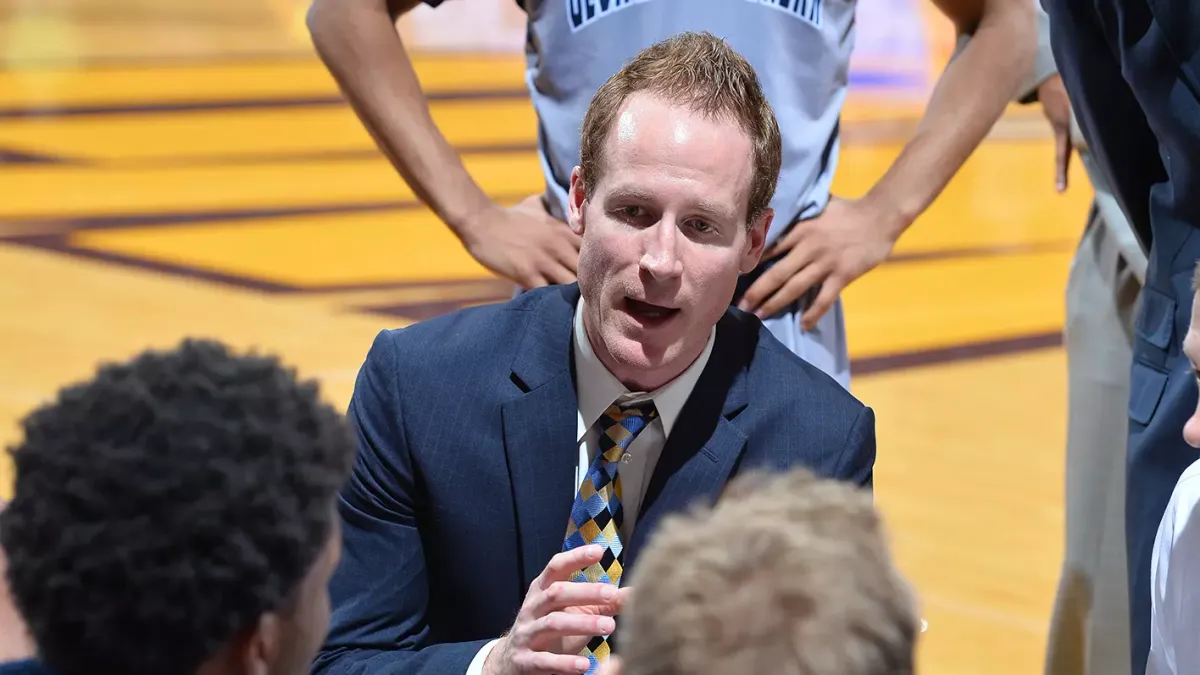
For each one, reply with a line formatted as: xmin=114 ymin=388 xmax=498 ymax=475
xmin=518 ymin=0 xmax=857 ymax=236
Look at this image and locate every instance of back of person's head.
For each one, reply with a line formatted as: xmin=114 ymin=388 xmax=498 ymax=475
xmin=579 ymin=30 xmax=782 ymax=224
xmin=0 ymin=339 xmax=356 ymax=675
xmin=614 ymin=468 xmax=917 ymax=675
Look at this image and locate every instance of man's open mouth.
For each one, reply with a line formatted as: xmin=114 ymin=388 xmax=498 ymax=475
xmin=623 ymin=298 xmax=680 ymax=324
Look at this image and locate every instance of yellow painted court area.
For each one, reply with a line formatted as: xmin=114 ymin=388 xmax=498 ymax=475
xmin=0 ymin=0 xmax=1101 ymax=673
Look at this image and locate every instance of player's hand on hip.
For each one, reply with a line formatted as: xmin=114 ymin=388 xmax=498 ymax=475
xmin=1036 ymin=74 xmax=1073 ymax=192
xmin=737 ymin=197 xmax=897 ymax=330
xmin=459 ymin=195 xmax=581 ymax=290
xmin=483 ymin=545 xmax=629 ymax=675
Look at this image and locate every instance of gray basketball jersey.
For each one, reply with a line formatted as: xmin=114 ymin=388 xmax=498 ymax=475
xmin=423 ymin=0 xmax=858 ymax=389
xmin=515 ymin=0 xmax=857 ymax=246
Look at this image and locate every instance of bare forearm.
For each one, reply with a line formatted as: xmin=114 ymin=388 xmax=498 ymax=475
xmin=864 ymin=0 xmax=1035 ymax=236
xmin=306 ymin=0 xmax=493 ymax=235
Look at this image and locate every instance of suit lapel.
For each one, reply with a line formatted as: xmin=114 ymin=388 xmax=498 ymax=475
xmin=502 ymin=285 xmax=582 ymax=588
xmin=624 ymin=314 xmax=750 ymax=574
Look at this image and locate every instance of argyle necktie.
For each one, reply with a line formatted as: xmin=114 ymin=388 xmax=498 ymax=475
xmin=562 ymin=399 xmax=659 ymax=674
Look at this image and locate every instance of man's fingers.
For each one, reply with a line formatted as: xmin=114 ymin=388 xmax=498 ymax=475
xmin=736 ymin=260 xmax=794 ymax=313
xmin=552 ymin=235 xmax=582 ymax=273
xmin=517 ymin=194 xmax=546 ymax=210
xmin=754 ymin=261 xmax=827 ymax=319
xmin=1055 ymin=128 xmax=1072 ymax=192
xmin=546 ymin=261 xmax=578 ymax=285
xmin=527 ymin=611 xmax=615 ymax=642
xmin=518 ymin=272 xmax=550 ymax=291
xmin=558 ymin=224 xmax=583 ymax=252
xmin=531 ymin=581 xmax=619 ymax=616
xmin=538 ymin=546 xmax=604 ymax=588
xmin=763 ymin=224 xmax=803 ymax=259
xmin=738 ymin=241 xmax=822 ymax=313
xmin=800 ymin=278 xmax=843 ymax=331
xmin=612 ymin=586 xmax=633 ymax=612
xmin=512 ymin=649 xmax=591 ymax=675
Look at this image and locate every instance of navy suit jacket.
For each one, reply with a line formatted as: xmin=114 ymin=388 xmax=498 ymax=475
xmin=313 ymin=283 xmax=876 ymax=675
xmin=1041 ymin=1 xmax=1200 ymax=672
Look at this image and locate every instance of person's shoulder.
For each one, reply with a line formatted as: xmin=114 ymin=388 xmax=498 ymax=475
xmin=375 ymin=285 xmax=557 ymax=356
xmin=721 ymin=308 xmax=865 ymax=412
xmin=359 ymin=284 xmax=574 ymax=381
xmin=717 ymin=308 xmax=873 ymax=484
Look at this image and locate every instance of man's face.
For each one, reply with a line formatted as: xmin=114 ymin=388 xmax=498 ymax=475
xmin=568 ymin=92 xmax=770 ymax=391
xmin=1183 ymin=291 xmax=1200 ymax=448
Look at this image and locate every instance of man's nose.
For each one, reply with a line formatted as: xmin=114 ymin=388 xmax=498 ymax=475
xmin=640 ymin=220 xmax=683 ymax=280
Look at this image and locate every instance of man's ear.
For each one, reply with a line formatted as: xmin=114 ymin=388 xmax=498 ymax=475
xmin=568 ymin=166 xmax=587 ymax=236
xmin=741 ymin=207 xmax=773 ymax=274
xmin=232 ymin=613 xmax=282 ymax=675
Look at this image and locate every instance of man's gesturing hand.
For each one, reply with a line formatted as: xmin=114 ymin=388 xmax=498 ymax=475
xmin=483 ymin=545 xmax=629 ymax=675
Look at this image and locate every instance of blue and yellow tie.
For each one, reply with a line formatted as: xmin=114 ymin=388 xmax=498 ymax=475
xmin=562 ymin=399 xmax=658 ymax=673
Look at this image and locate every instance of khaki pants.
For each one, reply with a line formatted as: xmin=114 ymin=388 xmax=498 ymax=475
xmin=1044 ymin=169 xmax=1143 ymax=675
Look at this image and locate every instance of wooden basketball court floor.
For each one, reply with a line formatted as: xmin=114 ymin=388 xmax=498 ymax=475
xmin=0 ymin=1 xmax=1100 ymax=673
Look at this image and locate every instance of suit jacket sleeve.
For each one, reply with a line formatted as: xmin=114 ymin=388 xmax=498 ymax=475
xmin=313 ymin=329 xmax=490 ymax=675
xmin=836 ymin=405 xmax=876 ymax=490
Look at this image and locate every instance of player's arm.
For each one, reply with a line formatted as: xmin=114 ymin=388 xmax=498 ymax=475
xmin=737 ymin=0 xmax=1035 ymax=326
xmin=306 ymin=0 xmax=492 ymax=239
xmin=306 ymin=0 xmax=579 ymax=288
xmin=1022 ymin=1 xmax=1073 ymax=191
xmin=864 ymin=0 xmax=1036 ymax=229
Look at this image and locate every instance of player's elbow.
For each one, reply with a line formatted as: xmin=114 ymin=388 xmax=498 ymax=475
xmin=939 ymin=0 xmax=1032 ymax=41
xmin=987 ymin=0 xmax=1036 ymax=48
xmin=966 ymin=0 xmax=1037 ymax=92
xmin=305 ymin=0 xmax=335 ymax=48
xmin=996 ymin=0 xmax=1038 ymax=93
xmin=995 ymin=0 xmax=1037 ymax=65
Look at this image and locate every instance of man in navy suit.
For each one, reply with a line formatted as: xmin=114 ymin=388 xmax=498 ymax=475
xmin=1037 ymin=1 xmax=1200 ymax=673
xmin=313 ymin=32 xmax=875 ymax=675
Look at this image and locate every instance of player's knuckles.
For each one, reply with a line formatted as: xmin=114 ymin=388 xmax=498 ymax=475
xmin=511 ymin=649 xmax=538 ymax=672
xmin=530 ymin=651 xmax=572 ymax=674
xmin=541 ymin=581 xmax=569 ymax=605
xmin=540 ymin=612 xmax=572 ymax=633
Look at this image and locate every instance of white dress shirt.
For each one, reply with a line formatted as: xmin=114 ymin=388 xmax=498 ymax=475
xmin=465 ymin=297 xmax=715 ymax=675
xmin=1147 ymin=457 xmax=1200 ymax=675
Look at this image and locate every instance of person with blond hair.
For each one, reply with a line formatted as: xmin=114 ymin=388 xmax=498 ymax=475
xmin=603 ymin=467 xmax=918 ymax=675
xmin=315 ymin=32 xmax=875 ymax=675
xmin=307 ymin=0 xmax=1035 ymax=392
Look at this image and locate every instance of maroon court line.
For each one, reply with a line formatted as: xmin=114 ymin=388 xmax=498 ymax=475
xmin=0 ymin=236 xmax=1065 ymax=375
xmin=0 ymin=88 xmax=531 ymax=119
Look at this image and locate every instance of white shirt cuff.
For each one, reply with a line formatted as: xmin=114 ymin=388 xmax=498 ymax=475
xmin=466 ymin=639 xmax=501 ymax=675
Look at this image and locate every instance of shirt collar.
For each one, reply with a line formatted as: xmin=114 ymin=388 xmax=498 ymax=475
xmin=572 ymin=296 xmax=715 ymax=439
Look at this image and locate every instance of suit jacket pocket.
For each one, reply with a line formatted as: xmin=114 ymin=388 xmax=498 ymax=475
xmin=1129 ymin=360 xmax=1170 ymax=426
xmin=1135 ymin=285 xmax=1176 ymax=351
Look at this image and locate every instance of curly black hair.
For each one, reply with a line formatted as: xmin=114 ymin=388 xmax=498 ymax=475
xmin=0 ymin=338 xmax=355 ymax=675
